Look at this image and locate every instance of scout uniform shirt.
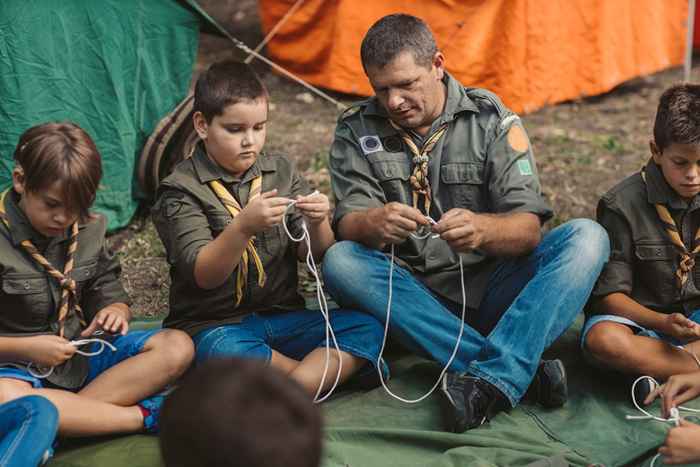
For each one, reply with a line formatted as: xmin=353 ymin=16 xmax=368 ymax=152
xmin=152 ymin=144 xmax=308 ymax=337
xmin=0 ymin=190 xmax=130 ymax=388
xmin=590 ymin=160 xmax=700 ymax=316
xmin=330 ymin=72 xmax=552 ymax=311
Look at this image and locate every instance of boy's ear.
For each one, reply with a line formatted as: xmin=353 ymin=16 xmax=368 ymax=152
xmin=650 ymin=140 xmax=662 ymax=164
xmin=11 ymin=166 xmax=26 ymax=195
xmin=193 ymin=111 xmax=209 ymax=140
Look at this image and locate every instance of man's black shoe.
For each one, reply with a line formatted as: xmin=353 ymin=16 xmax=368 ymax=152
xmin=439 ymin=373 xmax=509 ymax=433
xmin=523 ymin=359 xmax=568 ymax=408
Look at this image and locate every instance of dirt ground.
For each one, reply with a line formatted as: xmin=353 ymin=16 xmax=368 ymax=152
xmin=113 ymin=2 xmax=700 ymax=318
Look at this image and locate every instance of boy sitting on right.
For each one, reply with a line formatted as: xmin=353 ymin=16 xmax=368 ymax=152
xmin=582 ymin=84 xmax=700 ymax=399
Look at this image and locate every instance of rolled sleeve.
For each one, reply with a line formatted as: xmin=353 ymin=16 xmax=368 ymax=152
xmin=486 ymin=119 xmax=552 ymax=223
xmin=80 ymin=244 xmax=131 ymax=321
xmin=329 ymin=125 xmax=385 ymax=232
xmin=152 ymin=189 xmax=213 ymax=286
xmin=591 ymin=200 xmax=634 ymax=298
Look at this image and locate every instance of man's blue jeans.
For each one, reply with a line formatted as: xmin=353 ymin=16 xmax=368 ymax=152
xmin=322 ymin=219 xmax=609 ymax=406
xmin=0 ymin=395 xmax=58 ymax=467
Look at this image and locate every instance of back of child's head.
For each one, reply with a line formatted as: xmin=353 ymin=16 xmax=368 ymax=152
xmin=194 ymin=60 xmax=268 ymax=123
xmin=13 ymin=122 xmax=102 ymax=221
xmin=159 ymin=358 xmax=322 ymax=467
xmin=653 ymin=84 xmax=700 ymax=152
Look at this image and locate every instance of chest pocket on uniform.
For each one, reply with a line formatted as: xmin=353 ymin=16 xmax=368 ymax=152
xmin=367 ymin=152 xmax=410 ymax=204
xmin=440 ymin=162 xmax=485 ymax=211
xmin=634 ymin=244 xmax=679 ymax=301
xmin=71 ymin=260 xmax=99 ymax=296
xmin=1 ymin=273 xmax=52 ymax=330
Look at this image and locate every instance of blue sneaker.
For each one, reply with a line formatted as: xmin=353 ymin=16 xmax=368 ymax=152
xmin=139 ymin=393 xmax=167 ymax=433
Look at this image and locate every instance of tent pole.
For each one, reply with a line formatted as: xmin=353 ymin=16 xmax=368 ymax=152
xmin=685 ymin=0 xmax=696 ymax=82
xmin=245 ymin=0 xmax=305 ymax=64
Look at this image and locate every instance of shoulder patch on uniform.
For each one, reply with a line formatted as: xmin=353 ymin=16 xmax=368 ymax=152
xmin=340 ymin=105 xmax=361 ymax=120
xmin=507 ymin=124 xmax=529 ymax=153
xmin=162 ymin=191 xmax=187 ymax=218
xmin=359 ymin=135 xmax=384 ymax=155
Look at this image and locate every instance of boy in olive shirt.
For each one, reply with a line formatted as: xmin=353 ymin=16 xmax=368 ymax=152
xmin=153 ymin=61 xmax=385 ymax=395
xmin=583 ymin=84 xmax=700 ymax=399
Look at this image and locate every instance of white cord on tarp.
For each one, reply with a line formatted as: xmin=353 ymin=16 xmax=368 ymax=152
xmin=282 ymin=191 xmax=343 ymax=403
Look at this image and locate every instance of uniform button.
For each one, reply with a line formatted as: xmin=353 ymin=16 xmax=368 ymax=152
xmin=23 ymin=281 xmax=30 ymax=290
xmin=428 ymin=254 xmax=436 ymax=261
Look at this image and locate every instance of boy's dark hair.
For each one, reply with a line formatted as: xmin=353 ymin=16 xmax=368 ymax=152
xmin=160 ymin=358 xmax=322 ymax=467
xmin=194 ymin=60 xmax=268 ymax=123
xmin=360 ymin=14 xmax=437 ymax=71
xmin=654 ymin=84 xmax=700 ymax=151
xmin=13 ymin=122 xmax=102 ymax=221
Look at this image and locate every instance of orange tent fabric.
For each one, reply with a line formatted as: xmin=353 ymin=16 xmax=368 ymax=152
xmin=259 ymin=0 xmax=687 ymax=113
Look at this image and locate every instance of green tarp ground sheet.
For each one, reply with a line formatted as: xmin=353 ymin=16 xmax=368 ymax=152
xmin=49 ymin=316 xmax=698 ymax=467
xmin=0 ymin=0 xmax=201 ymax=230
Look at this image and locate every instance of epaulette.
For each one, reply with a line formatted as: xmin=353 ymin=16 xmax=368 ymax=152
xmin=338 ymin=103 xmax=362 ymax=121
xmin=464 ymin=88 xmax=510 ymax=120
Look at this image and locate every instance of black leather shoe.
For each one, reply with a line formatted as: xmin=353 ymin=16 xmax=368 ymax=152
xmin=523 ymin=359 xmax=568 ymax=408
xmin=439 ymin=373 xmax=508 ymax=433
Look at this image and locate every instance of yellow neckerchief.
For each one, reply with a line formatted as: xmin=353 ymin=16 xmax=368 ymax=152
xmin=389 ymin=120 xmax=448 ymax=215
xmin=208 ymin=178 xmax=266 ymax=306
xmin=641 ymin=169 xmax=700 ymax=289
xmin=0 ymin=189 xmax=85 ymax=337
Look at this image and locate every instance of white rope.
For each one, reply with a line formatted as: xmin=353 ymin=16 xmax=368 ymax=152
xmin=625 ymin=375 xmax=700 ymax=466
xmin=376 ymin=220 xmax=467 ymax=404
xmin=244 ymin=0 xmax=305 ymax=64
xmin=282 ymin=191 xmax=343 ymax=403
xmin=27 ymin=334 xmax=117 ymax=379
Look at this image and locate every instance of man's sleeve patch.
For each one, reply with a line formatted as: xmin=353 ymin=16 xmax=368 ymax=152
xmin=517 ymin=159 xmax=533 ymax=176
xmin=507 ymin=124 xmax=530 ymax=153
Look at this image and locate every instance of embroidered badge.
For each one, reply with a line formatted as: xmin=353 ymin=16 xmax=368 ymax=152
xmin=507 ymin=124 xmax=530 ymax=153
xmin=359 ymin=135 xmax=384 ymax=155
xmin=517 ymin=159 xmax=533 ymax=176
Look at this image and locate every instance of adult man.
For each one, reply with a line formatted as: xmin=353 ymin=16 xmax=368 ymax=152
xmin=322 ymin=14 xmax=609 ymax=432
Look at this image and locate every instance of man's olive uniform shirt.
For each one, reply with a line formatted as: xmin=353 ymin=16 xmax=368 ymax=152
xmin=330 ymin=72 xmax=552 ymax=310
xmin=0 ymin=190 xmax=129 ymax=388
xmin=590 ymin=160 xmax=700 ymax=316
xmin=153 ymin=144 xmax=307 ymax=337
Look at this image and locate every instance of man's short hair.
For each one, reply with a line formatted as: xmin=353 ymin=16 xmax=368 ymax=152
xmin=159 ymin=358 xmax=322 ymax=467
xmin=654 ymin=84 xmax=700 ymax=151
xmin=194 ymin=60 xmax=268 ymax=123
xmin=360 ymin=14 xmax=438 ymax=70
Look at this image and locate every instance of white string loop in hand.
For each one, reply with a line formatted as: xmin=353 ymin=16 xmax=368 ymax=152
xmin=26 ymin=333 xmax=117 ymax=379
xmin=377 ymin=221 xmax=467 ymax=404
xmin=282 ymin=191 xmax=343 ymax=403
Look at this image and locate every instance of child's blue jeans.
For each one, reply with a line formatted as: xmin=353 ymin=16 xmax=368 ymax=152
xmin=0 ymin=395 xmax=58 ymax=467
xmin=192 ymin=308 xmax=387 ymax=377
xmin=322 ymin=219 xmax=609 ymax=407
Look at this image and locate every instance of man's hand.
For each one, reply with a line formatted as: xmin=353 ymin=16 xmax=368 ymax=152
xmin=432 ymin=208 xmax=485 ymax=253
xmin=369 ymin=202 xmax=429 ymax=245
xmin=294 ymin=192 xmax=330 ymax=226
xmin=237 ymin=189 xmax=291 ymax=236
xmin=23 ymin=335 xmax=76 ymax=367
xmin=81 ymin=304 xmax=130 ymax=337
xmin=645 ymin=372 xmax=700 ymax=417
xmin=660 ymin=313 xmax=700 ymax=342
xmin=658 ymin=419 xmax=700 ymax=465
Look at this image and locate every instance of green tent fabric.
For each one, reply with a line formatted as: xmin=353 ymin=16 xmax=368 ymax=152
xmin=0 ymin=0 xmax=202 ymax=230
xmin=49 ymin=316 xmax=692 ymax=467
